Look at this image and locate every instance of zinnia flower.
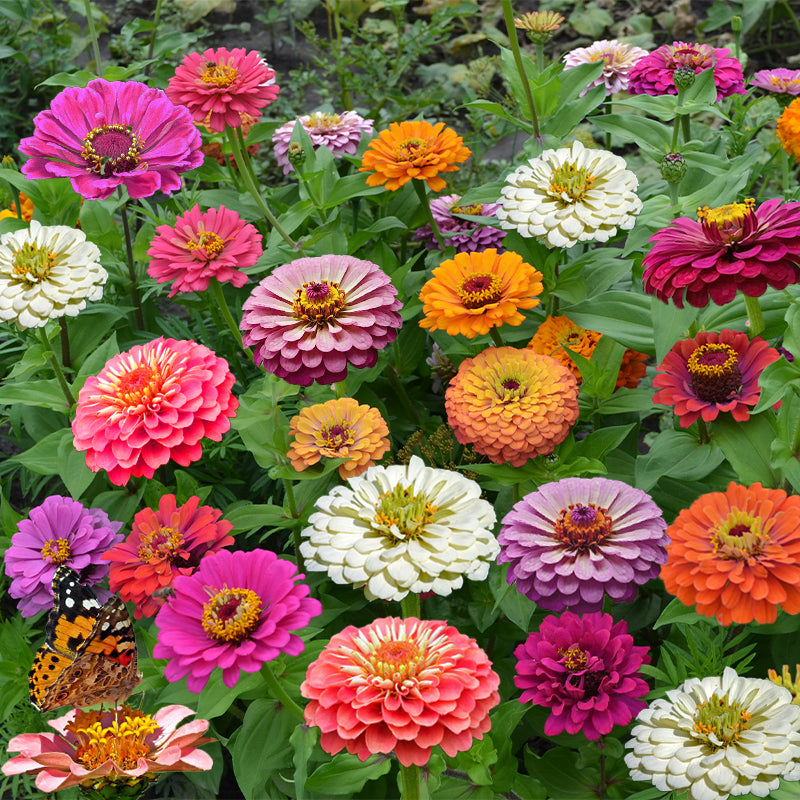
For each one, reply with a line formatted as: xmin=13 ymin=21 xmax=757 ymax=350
xmin=563 ymin=40 xmax=649 ymax=96
xmin=652 ymin=329 xmax=780 ymax=428
xmin=778 ymin=97 xmax=800 ymax=162
xmin=299 ymin=455 xmax=498 ymax=601
xmin=153 ymin=548 xmax=321 ymax=692
xmin=414 ymin=194 xmax=507 ymax=252
xmin=288 ymin=397 xmax=390 ymax=480
xmin=768 ymin=665 xmax=800 ymax=705
xmin=498 ymin=477 xmax=668 ymax=613
xmin=514 ymin=10 xmax=564 ymax=43
xmin=625 ymin=667 xmax=800 ymax=800
xmin=642 ymin=198 xmax=800 ymax=307
xmin=103 ymin=494 xmax=235 ymax=619
xmin=72 ymin=337 xmax=238 ymax=486
xmin=627 ymin=41 xmax=746 ymax=100
xmin=515 ymin=611 xmax=650 ymax=739
xmin=1 ymin=704 xmax=213 ymax=793
xmin=240 ymin=254 xmax=402 ymax=386
xmin=272 ymin=110 xmax=374 ymax=173
xmin=359 ymin=120 xmax=471 ymax=192
xmin=166 ymin=47 xmax=280 ymax=133
xmin=301 ymin=616 xmax=500 ymax=766
xmin=3 ymin=495 xmax=122 ymax=617
xmin=19 ymin=79 xmax=203 ymax=200
xmin=419 ymin=248 xmax=543 ymax=338
xmin=445 ymin=346 xmax=579 ymax=466
xmin=0 ymin=192 xmax=33 ymax=222
xmin=660 ymin=482 xmax=800 ymax=625
xmin=0 ymin=220 xmax=107 ymax=329
xmin=146 ymin=205 xmax=262 ymax=296
xmin=497 ymin=141 xmax=642 ymax=248
xmin=751 ymin=68 xmax=800 ymax=97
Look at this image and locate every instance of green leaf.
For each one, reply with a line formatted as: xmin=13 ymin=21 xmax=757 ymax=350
xmin=36 ymin=70 xmax=96 ymax=88
xmin=305 ymin=753 xmax=392 ymax=794
xmin=573 ymin=424 xmax=635 ymax=462
xmin=225 ymin=503 xmax=289 ymax=533
xmin=57 ymin=433 xmax=95 ymax=499
xmin=635 ymin=430 xmax=725 ymax=492
xmin=568 ymin=1 xmax=613 ymax=37
xmin=566 ymin=291 xmax=655 ymax=353
xmin=653 ymin=597 xmax=710 ymax=629
xmin=753 ymin=357 xmax=800 ymax=413
xmin=592 ymin=114 xmax=672 ymax=150
xmin=12 ymin=428 xmax=68 ymax=474
xmin=0 ymin=380 xmax=71 ymax=412
xmin=291 ymin=723 xmax=318 ymax=800
xmin=712 ymin=414 xmax=778 ymax=487
xmin=524 ymin=747 xmax=597 ymax=799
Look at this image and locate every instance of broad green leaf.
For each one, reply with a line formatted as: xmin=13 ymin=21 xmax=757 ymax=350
xmin=305 ymin=753 xmax=392 ymax=794
xmin=225 ymin=503 xmax=288 ymax=533
xmin=0 ymin=380 xmax=72 ymax=412
xmin=635 ymin=430 xmax=725 ymax=491
xmin=712 ymin=414 xmax=778 ymax=487
xmin=291 ymin=724 xmax=319 ymax=800
xmin=57 ymin=434 xmax=95 ymax=499
xmin=566 ymin=291 xmax=655 ymax=353
xmin=653 ymin=597 xmax=710 ymax=629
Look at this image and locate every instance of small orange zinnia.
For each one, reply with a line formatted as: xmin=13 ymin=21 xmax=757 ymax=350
xmin=0 ymin=192 xmax=33 ymax=222
xmin=778 ymin=97 xmax=800 ymax=162
xmin=419 ymin=248 xmax=543 ymax=338
xmin=661 ymin=482 xmax=800 ymax=626
xmin=359 ymin=120 xmax=471 ymax=192
xmin=288 ymin=397 xmax=390 ymax=479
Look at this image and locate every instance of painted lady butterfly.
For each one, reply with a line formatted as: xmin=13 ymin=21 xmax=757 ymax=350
xmin=28 ymin=566 xmax=142 ymax=711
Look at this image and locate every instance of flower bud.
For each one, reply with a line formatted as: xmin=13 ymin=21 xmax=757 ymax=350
xmin=1 ymin=155 xmax=16 ymax=169
xmin=287 ymin=143 xmax=305 ymax=169
xmin=659 ymin=152 xmax=687 ymax=184
xmin=673 ymin=65 xmax=696 ymax=92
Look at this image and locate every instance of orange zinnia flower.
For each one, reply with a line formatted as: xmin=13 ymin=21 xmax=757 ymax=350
xmin=661 ymin=482 xmax=800 ymax=626
xmin=0 ymin=192 xmax=33 ymax=222
xmin=778 ymin=97 xmax=800 ymax=161
xmin=359 ymin=120 xmax=471 ymax=192
xmin=419 ymin=248 xmax=543 ymax=338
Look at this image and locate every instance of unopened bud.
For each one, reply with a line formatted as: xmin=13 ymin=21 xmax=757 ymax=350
xmin=673 ymin=65 xmax=696 ymax=92
xmin=731 ymin=15 xmax=742 ymax=32
xmin=1 ymin=155 xmax=16 ymax=168
xmin=659 ymin=152 xmax=687 ymax=184
xmin=287 ymin=143 xmax=305 ymax=169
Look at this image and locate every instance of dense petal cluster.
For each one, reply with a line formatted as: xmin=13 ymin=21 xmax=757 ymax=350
xmin=751 ymin=68 xmax=800 ymax=96
xmin=414 ymin=194 xmax=506 ymax=252
xmin=563 ymin=39 xmax=649 ymax=96
xmin=778 ymin=97 xmax=800 ymax=162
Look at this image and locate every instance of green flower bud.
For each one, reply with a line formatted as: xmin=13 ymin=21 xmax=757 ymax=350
xmin=673 ymin=66 xmax=696 ymax=92
xmin=287 ymin=143 xmax=305 ymax=168
xmin=660 ymin=152 xmax=687 ymax=184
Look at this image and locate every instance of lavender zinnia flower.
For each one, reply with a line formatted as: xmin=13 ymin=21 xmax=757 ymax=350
xmin=750 ymin=68 xmax=800 ymax=97
xmin=415 ymin=194 xmax=506 ymax=252
xmin=562 ymin=39 xmax=648 ymax=96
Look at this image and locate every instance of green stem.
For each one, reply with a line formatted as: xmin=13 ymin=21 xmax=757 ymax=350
xmin=144 ymin=0 xmax=163 ymax=77
xmin=210 ymin=278 xmax=252 ymax=358
xmin=782 ymin=147 xmax=792 ymax=196
xmin=603 ymin=97 xmax=612 ymax=151
xmin=535 ymin=42 xmax=544 ymax=73
xmin=384 ymin=364 xmax=422 ymax=426
xmin=119 ymin=201 xmax=144 ymax=330
xmin=668 ymin=182 xmax=679 ymax=208
xmin=696 ymin=417 xmax=711 ymax=445
xmin=790 ymin=408 xmax=800 ymax=456
xmin=500 ymin=0 xmax=540 ymax=140
xmin=82 ymin=0 xmax=102 ymax=74
xmin=743 ymin=294 xmax=765 ymax=337
xmin=59 ymin=317 xmax=72 ymax=369
xmin=39 ymin=327 xmax=75 ymax=408
xmin=489 ymin=327 xmax=504 ymax=348
xmin=261 ymin=660 xmax=305 ymax=722
xmin=399 ymin=762 xmax=421 ymax=800
xmin=400 ymin=592 xmax=420 ymax=619
xmin=598 ymin=752 xmax=606 ymax=800
xmin=412 ymin=180 xmax=445 ymax=250
xmin=282 ymin=477 xmax=305 ymax=572
xmin=681 ymin=114 xmax=691 ymax=144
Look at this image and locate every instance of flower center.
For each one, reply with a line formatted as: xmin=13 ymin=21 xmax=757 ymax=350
xmin=41 ymin=537 xmax=72 ymax=565
xmin=138 ymin=526 xmax=186 ymax=563
xmin=201 ymin=586 xmax=262 ymax=642
xmin=81 ymin=124 xmax=143 ymax=177
xmin=201 ymin=62 xmax=238 ymax=88
xmin=113 ymin=365 xmax=162 ymax=408
xmin=548 ymin=161 xmax=595 ymax=204
xmin=711 ymin=508 xmax=766 ymax=561
xmin=771 ymin=76 xmax=800 ymax=91
xmin=395 ymin=138 xmax=429 ymax=162
xmin=553 ymin=503 xmax=614 ymax=551
xmin=373 ymin=484 xmax=437 ymax=542
xmin=457 ymin=272 xmax=503 ymax=309
xmin=451 ymin=203 xmax=483 ymax=216
xmin=318 ymin=422 xmax=353 ymax=450
xmin=692 ymin=693 xmax=752 ymax=748
xmin=558 ymin=645 xmax=588 ymax=671
xmin=292 ymin=280 xmax=347 ymax=326
xmin=11 ymin=242 xmax=58 ymax=286
xmin=696 ymin=198 xmax=755 ymax=241
xmin=687 ymin=343 xmax=742 ymax=403
xmin=670 ymin=43 xmax=713 ymax=69
xmin=307 ymin=112 xmax=342 ymax=131
xmin=185 ymin=231 xmax=225 ymax=258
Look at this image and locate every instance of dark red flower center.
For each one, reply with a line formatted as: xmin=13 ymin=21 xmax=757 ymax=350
xmin=669 ymin=43 xmax=713 ymax=69
xmin=557 ymin=645 xmax=604 ymax=697
xmin=696 ymin=199 xmax=755 ymax=243
xmin=202 ymin=586 xmax=262 ymax=642
xmin=457 ymin=272 xmax=502 ymax=309
xmin=554 ymin=503 xmax=613 ymax=551
xmin=395 ymin=138 xmax=428 ymax=163
xmin=320 ymin=423 xmax=352 ymax=449
xmin=81 ymin=124 xmax=143 ymax=177
xmin=293 ymin=279 xmax=347 ymax=326
xmin=711 ymin=509 xmax=765 ymax=561
xmin=138 ymin=525 xmax=187 ymax=564
xmin=687 ymin=343 xmax=742 ymax=403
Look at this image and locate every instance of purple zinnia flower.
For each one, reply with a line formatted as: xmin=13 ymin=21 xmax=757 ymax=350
xmin=514 ymin=611 xmax=650 ymax=739
xmin=751 ymin=68 xmax=800 ymax=97
xmin=3 ymin=495 xmax=123 ymax=617
xmin=415 ymin=194 xmax=507 ymax=252
xmin=272 ymin=111 xmax=374 ymax=174
xmin=19 ymin=79 xmax=203 ymax=201
xmin=498 ymin=477 xmax=668 ymax=613
xmin=562 ymin=39 xmax=649 ymax=96
xmin=153 ymin=548 xmax=322 ymax=692
xmin=240 ymin=254 xmax=402 ymax=386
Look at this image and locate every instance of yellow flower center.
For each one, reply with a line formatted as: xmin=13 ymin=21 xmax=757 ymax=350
xmin=373 ymin=484 xmax=437 ymax=542
xmin=451 ymin=203 xmax=483 ymax=216
xmin=696 ymin=198 xmax=755 ymax=242
xmin=201 ymin=63 xmax=238 ymax=88
xmin=456 ymin=272 xmax=502 ymax=309
xmin=41 ymin=537 xmax=72 ymax=565
xmin=548 ymin=161 xmax=595 ymax=203
xmin=558 ymin=645 xmax=588 ymax=671
xmin=771 ymin=76 xmax=800 ymax=91
xmin=307 ymin=112 xmax=342 ymax=131
xmin=711 ymin=508 xmax=766 ymax=560
xmin=692 ymin=693 xmax=752 ymax=748
xmin=395 ymin=137 xmax=429 ymax=163
xmin=185 ymin=231 xmax=225 ymax=258
xmin=318 ymin=422 xmax=353 ymax=451
xmin=292 ymin=280 xmax=347 ymax=326
xmin=138 ymin=526 xmax=185 ymax=563
xmin=687 ymin=343 xmax=742 ymax=403
xmin=553 ymin=503 xmax=614 ymax=551
xmin=11 ymin=242 xmax=58 ymax=286
xmin=81 ymin=124 xmax=143 ymax=177
xmin=202 ymin=586 xmax=262 ymax=642
xmin=112 ymin=365 xmax=160 ymax=408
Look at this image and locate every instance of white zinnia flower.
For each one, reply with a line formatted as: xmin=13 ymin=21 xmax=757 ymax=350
xmin=299 ymin=455 xmax=498 ymax=601
xmin=496 ymin=140 xmax=642 ymax=249
xmin=625 ymin=666 xmax=800 ymax=800
xmin=0 ymin=220 xmax=106 ymax=329
xmin=563 ymin=39 xmax=649 ymax=96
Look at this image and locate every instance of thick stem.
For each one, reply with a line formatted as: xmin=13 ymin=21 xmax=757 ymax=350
xmin=399 ymin=763 xmax=421 ymax=800
xmin=696 ymin=417 xmax=711 ymax=445
xmin=261 ymin=660 xmax=306 ymax=722
xmin=119 ymin=201 xmax=145 ymax=330
xmin=282 ymin=477 xmax=305 ymax=572
xmin=668 ymin=182 xmax=679 ymax=208
xmin=743 ymin=294 xmax=765 ymax=337
xmin=500 ymin=0 xmax=539 ymax=139
xmin=412 ymin=180 xmax=445 ymax=250
xmin=210 ymin=278 xmax=252 ymax=358
xmin=59 ymin=318 xmax=72 ymax=369
xmin=39 ymin=327 xmax=75 ymax=408
xmin=82 ymin=0 xmax=102 ymax=74
xmin=489 ymin=326 xmax=504 ymax=348
xmin=400 ymin=592 xmax=420 ymax=619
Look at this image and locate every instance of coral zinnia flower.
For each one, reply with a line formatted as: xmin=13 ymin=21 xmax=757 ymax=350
xmin=419 ymin=248 xmax=543 ymax=338
xmin=563 ymin=39 xmax=649 ymax=96
xmin=778 ymin=97 xmax=800 ymax=162
xmin=72 ymin=337 xmax=238 ymax=486
xmin=19 ymin=79 xmax=203 ymax=200
xmin=414 ymin=194 xmax=507 ymax=252
xmin=515 ymin=611 xmax=650 ymax=739
xmin=301 ymin=617 xmax=500 ymax=767
xmin=153 ymin=549 xmax=321 ymax=692
xmin=627 ymin=41 xmax=746 ymax=100
xmin=0 ymin=192 xmax=33 ymax=222
xmin=642 ymin=198 xmax=800 ymax=307
xmin=653 ymin=329 xmax=779 ymax=428
xmin=359 ymin=120 xmax=471 ymax=192
xmin=498 ymin=477 xmax=668 ymax=613
xmin=3 ymin=495 xmax=122 ymax=618
xmin=751 ymin=68 xmax=800 ymax=97
xmin=167 ymin=47 xmax=280 ymax=133
xmin=288 ymin=397 xmax=390 ymax=480
xmin=2 ymin=704 xmax=213 ymax=793
xmin=661 ymin=482 xmax=800 ymax=625
xmin=240 ymin=254 xmax=402 ymax=386
xmin=445 ymin=346 xmax=579 ymax=466
xmin=103 ymin=494 xmax=235 ymax=619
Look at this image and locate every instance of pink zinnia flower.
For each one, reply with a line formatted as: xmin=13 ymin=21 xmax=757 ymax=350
xmin=240 ymin=254 xmax=402 ymax=385
xmin=751 ymin=68 xmax=800 ymax=97
xmin=301 ymin=616 xmax=500 ymax=767
xmin=563 ymin=39 xmax=649 ymax=96
xmin=414 ymin=194 xmax=507 ymax=252
xmin=272 ymin=110 xmax=374 ymax=174
xmin=18 ymin=79 xmax=203 ymax=201
xmin=167 ymin=47 xmax=280 ymax=133
xmin=642 ymin=198 xmax=800 ymax=307
xmin=154 ymin=548 xmax=321 ymax=692
xmin=72 ymin=337 xmax=238 ymax=486
xmin=514 ymin=611 xmax=650 ymax=740
xmin=628 ymin=41 xmax=746 ymax=101
xmin=147 ymin=205 xmax=262 ymax=296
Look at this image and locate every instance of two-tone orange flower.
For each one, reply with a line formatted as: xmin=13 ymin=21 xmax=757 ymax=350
xmin=0 ymin=192 xmax=33 ymax=222
xmin=778 ymin=97 xmax=800 ymax=161
xmin=359 ymin=120 xmax=471 ymax=192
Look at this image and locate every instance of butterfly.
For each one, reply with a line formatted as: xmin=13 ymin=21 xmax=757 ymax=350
xmin=28 ymin=566 xmax=142 ymax=712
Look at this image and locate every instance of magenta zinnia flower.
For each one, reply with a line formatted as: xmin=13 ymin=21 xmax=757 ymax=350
xmin=751 ymin=68 xmax=800 ymax=97
xmin=642 ymin=198 xmax=800 ymax=307
xmin=563 ymin=39 xmax=649 ymax=96
xmin=240 ymin=254 xmax=402 ymax=385
xmin=147 ymin=205 xmax=262 ymax=296
xmin=167 ymin=47 xmax=280 ymax=133
xmin=414 ymin=194 xmax=507 ymax=252
xmin=514 ymin=611 xmax=650 ymax=740
xmin=72 ymin=337 xmax=238 ymax=486
xmin=153 ymin=548 xmax=321 ymax=692
xmin=628 ymin=41 xmax=745 ymax=100
xmin=18 ymin=79 xmax=203 ymax=201
xmin=3 ymin=496 xmax=122 ymax=617
xmin=498 ymin=477 xmax=669 ymax=613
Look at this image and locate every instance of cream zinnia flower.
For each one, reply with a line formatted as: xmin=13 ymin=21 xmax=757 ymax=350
xmin=497 ymin=141 xmax=641 ymax=248
xmin=625 ymin=667 xmax=800 ymax=800
xmin=0 ymin=221 xmax=106 ymax=329
xmin=299 ymin=455 xmax=498 ymax=601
